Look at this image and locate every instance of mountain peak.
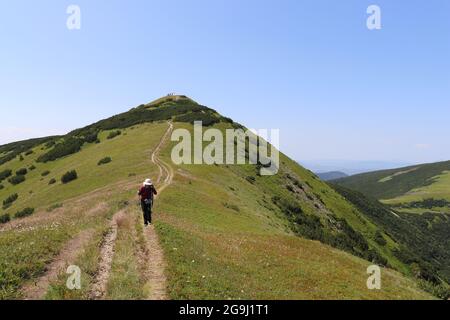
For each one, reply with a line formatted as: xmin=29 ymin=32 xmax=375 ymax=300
xmin=146 ymin=94 xmax=196 ymax=107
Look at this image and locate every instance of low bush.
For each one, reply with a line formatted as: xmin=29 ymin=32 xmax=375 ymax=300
xmin=174 ymin=111 xmax=220 ymax=126
xmin=3 ymin=193 xmax=18 ymax=209
xmin=61 ymin=170 xmax=78 ymax=184
xmin=44 ymin=140 xmax=56 ymax=149
xmin=24 ymin=150 xmax=34 ymax=156
xmin=0 ymin=184 xmax=3 ymax=190
xmin=374 ymin=230 xmax=387 ymax=246
xmin=8 ymin=175 xmax=26 ymax=185
xmin=107 ymin=130 xmax=122 ymax=140
xmin=48 ymin=178 xmax=56 ymax=185
xmin=0 ymin=214 xmax=10 ymax=224
xmin=98 ymin=157 xmax=112 ymax=166
xmin=246 ymin=176 xmax=256 ymax=184
xmin=0 ymin=169 xmax=12 ymax=182
xmin=0 ymin=136 xmax=55 ymax=166
xmin=37 ymin=137 xmax=84 ymax=163
xmin=16 ymin=168 xmax=28 ymax=175
xmin=82 ymin=130 xmax=99 ymax=143
xmin=41 ymin=170 xmax=50 ymax=177
xmin=14 ymin=207 xmax=35 ymax=219
xmin=29 ymin=165 xmax=36 ymax=171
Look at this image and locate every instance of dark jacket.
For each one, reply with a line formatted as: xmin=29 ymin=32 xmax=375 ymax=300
xmin=138 ymin=185 xmax=158 ymax=201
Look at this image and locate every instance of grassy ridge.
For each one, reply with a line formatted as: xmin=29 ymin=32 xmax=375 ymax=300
xmin=0 ymin=97 xmax=436 ymax=299
xmin=152 ymin=122 xmax=432 ymax=299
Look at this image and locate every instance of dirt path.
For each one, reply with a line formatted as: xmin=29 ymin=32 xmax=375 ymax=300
xmin=152 ymin=121 xmax=174 ymax=190
xmin=22 ymin=229 xmax=95 ymax=300
xmin=89 ymin=210 xmax=124 ymax=299
xmin=141 ymin=121 xmax=174 ymax=300
xmin=89 ymin=122 xmax=173 ymax=300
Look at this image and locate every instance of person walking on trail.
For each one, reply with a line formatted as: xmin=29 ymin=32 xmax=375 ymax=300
xmin=138 ymin=178 xmax=158 ymax=226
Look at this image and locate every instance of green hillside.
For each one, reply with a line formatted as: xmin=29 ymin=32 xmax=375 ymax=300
xmin=334 ymin=161 xmax=450 ymax=203
xmin=0 ymin=96 xmax=436 ymax=300
xmin=333 ymin=162 xmax=450 ymax=298
xmin=330 ymin=184 xmax=450 ymax=298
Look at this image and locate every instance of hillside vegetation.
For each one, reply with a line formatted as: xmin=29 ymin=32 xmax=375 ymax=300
xmin=0 ymin=96 xmax=435 ymax=299
xmin=334 ymin=161 xmax=450 ymax=298
xmin=335 ymin=161 xmax=450 ymax=202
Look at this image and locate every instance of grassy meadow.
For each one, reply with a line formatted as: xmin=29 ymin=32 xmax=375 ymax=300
xmin=0 ymin=117 xmax=435 ymax=300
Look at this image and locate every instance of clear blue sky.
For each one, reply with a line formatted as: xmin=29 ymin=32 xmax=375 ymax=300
xmin=1 ymin=0 xmax=449 ymax=164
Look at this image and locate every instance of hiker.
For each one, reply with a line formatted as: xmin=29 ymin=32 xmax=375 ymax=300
xmin=138 ymin=178 xmax=158 ymax=226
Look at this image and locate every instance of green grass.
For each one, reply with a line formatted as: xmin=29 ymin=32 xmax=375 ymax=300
xmin=106 ymin=209 xmax=145 ymax=300
xmin=0 ymin=123 xmax=164 ymax=299
xmin=0 ymin=99 xmax=437 ymax=300
xmin=335 ymin=160 xmax=450 ymax=201
xmin=385 ymin=170 xmax=450 ymax=204
xmin=154 ymin=158 xmax=430 ymax=299
xmin=152 ymin=122 xmax=432 ymax=299
xmin=0 ymin=123 xmax=166 ymax=218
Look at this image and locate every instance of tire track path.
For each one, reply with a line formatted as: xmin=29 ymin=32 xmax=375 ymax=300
xmin=142 ymin=121 xmax=174 ymax=300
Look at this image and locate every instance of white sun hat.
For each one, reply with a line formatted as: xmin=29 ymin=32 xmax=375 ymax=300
xmin=143 ymin=178 xmax=153 ymax=186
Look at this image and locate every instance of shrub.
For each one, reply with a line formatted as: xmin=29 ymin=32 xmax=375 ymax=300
xmin=37 ymin=137 xmax=84 ymax=163
xmin=48 ymin=178 xmax=56 ymax=185
xmin=16 ymin=168 xmax=28 ymax=176
xmin=25 ymin=150 xmax=34 ymax=156
xmin=246 ymin=176 xmax=256 ymax=184
xmin=0 ymin=184 xmax=4 ymax=190
xmin=98 ymin=157 xmax=112 ymax=166
xmin=82 ymin=131 xmax=99 ymax=143
xmin=44 ymin=140 xmax=56 ymax=149
xmin=107 ymin=130 xmax=122 ymax=140
xmin=174 ymin=111 xmax=220 ymax=126
xmin=0 ymin=136 xmax=55 ymax=166
xmin=8 ymin=175 xmax=26 ymax=185
xmin=3 ymin=193 xmax=18 ymax=209
xmin=19 ymin=155 xmax=24 ymax=161
xmin=61 ymin=170 xmax=78 ymax=184
xmin=41 ymin=170 xmax=50 ymax=177
xmin=0 ymin=169 xmax=12 ymax=182
xmin=0 ymin=214 xmax=10 ymax=224
xmin=374 ymin=230 xmax=387 ymax=246
xmin=14 ymin=207 xmax=35 ymax=219
xmin=29 ymin=165 xmax=36 ymax=171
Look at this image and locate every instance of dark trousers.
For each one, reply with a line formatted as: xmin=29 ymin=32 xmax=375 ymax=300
xmin=141 ymin=200 xmax=153 ymax=225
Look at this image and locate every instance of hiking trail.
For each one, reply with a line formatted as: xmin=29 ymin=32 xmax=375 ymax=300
xmin=141 ymin=121 xmax=173 ymax=300
xmin=20 ymin=122 xmax=174 ymax=300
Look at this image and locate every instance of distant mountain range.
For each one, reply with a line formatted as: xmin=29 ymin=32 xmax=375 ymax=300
xmin=316 ymin=171 xmax=348 ymax=181
xmin=300 ymin=160 xmax=412 ymax=176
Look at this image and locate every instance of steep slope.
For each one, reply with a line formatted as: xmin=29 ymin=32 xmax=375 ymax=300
xmin=333 ymin=162 xmax=450 ymax=298
xmin=329 ymin=184 xmax=450 ymax=298
xmin=0 ymin=96 xmax=433 ymax=299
